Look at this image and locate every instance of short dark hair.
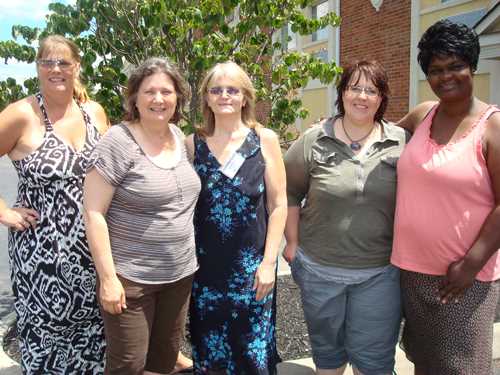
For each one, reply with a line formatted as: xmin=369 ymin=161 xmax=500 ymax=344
xmin=335 ymin=60 xmax=389 ymax=123
xmin=124 ymin=57 xmax=191 ymax=124
xmin=418 ymin=19 xmax=480 ymax=75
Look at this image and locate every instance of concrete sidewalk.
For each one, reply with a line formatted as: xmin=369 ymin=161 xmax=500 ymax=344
xmin=1 ymin=323 xmax=499 ymax=374
xmin=0 ymin=315 xmax=19 ymax=375
xmin=278 ymin=323 xmax=500 ymax=374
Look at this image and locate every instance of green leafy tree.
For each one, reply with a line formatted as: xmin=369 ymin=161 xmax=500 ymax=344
xmin=0 ymin=0 xmax=341 ymax=142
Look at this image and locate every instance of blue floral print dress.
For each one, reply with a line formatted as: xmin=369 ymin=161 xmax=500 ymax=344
xmin=190 ymin=129 xmax=280 ymax=375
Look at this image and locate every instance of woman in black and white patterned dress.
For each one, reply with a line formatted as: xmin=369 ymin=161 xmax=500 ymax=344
xmin=0 ymin=35 xmax=108 ymax=373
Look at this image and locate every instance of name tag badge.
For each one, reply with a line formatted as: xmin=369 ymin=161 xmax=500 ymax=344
xmin=219 ymin=152 xmax=245 ymax=179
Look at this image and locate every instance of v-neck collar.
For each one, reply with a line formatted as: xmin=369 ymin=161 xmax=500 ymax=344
xmin=202 ymin=128 xmax=259 ymax=168
xmin=36 ymin=92 xmax=90 ymax=154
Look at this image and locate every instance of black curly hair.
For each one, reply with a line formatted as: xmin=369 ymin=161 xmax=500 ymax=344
xmin=418 ymin=19 xmax=480 ymax=75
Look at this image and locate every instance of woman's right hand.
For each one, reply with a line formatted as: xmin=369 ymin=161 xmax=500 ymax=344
xmin=282 ymin=242 xmax=298 ymax=264
xmin=99 ymin=276 xmax=127 ymax=315
xmin=0 ymin=207 xmax=39 ymax=231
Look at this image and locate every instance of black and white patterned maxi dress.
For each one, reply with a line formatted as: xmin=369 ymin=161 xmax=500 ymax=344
xmin=8 ymin=93 xmax=105 ymax=374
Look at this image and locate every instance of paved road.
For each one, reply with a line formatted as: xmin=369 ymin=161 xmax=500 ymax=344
xmin=0 ymin=158 xmax=17 ymax=320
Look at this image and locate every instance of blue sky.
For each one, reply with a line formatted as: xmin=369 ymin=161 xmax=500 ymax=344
xmin=0 ymin=1 xmax=69 ymax=83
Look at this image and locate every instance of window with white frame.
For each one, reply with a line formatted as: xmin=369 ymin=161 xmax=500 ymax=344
xmin=313 ymin=48 xmax=328 ymax=62
xmin=312 ymin=1 xmax=329 ymax=42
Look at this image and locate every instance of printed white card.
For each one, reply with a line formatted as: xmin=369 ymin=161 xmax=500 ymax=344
xmin=219 ymin=152 xmax=245 ymax=179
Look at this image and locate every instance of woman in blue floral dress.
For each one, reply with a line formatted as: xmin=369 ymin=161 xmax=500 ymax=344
xmin=186 ymin=62 xmax=287 ymax=375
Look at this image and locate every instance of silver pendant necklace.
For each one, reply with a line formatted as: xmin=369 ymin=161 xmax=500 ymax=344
xmin=341 ymin=118 xmax=376 ymax=151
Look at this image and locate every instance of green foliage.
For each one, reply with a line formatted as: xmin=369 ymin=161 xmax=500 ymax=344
xmin=0 ymin=0 xmax=342 ymax=142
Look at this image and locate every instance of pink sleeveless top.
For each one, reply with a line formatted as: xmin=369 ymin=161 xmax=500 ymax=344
xmin=391 ymin=105 xmax=500 ymax=282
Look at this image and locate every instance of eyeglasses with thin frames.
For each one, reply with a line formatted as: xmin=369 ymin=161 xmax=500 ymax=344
xmin=348 ymin=85 xmax=379 ymax=97
xmin=37 ymin=59 xmax=75 ymax=71
xmin=207 ymin=86 xmax=241 ymax=96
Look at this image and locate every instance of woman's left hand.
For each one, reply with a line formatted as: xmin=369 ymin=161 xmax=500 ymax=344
xmin=253 ymin=262 xmax=276 ymax=301
xmin=439 ymin=258 xmax=479 ymax=304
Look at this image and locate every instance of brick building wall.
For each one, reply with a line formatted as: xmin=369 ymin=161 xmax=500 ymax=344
xmin=340 ymin=0 xmax=411 ymax=122
xmin=256 ymin=101 xmax=272 ymax=126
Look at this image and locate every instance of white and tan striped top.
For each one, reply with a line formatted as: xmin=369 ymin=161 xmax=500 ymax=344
xmin=89 ymin=123 xmax=201 ymax=284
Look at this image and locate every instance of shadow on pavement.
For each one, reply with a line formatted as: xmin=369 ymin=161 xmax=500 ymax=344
xmin=0 ymin=365 xmax=20 ymax=375
xmin=497 ymin=298 xmax=500 ymax=322
xmin=277 ymin=362 xmax=315 ymax=375
xmin=0 ymin=293 xmax=13 ymax=322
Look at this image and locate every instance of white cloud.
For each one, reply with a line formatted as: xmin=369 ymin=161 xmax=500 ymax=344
xmin=0 ymin=0 xmax=77 ymax=84
xmin=0 ymin=61 xmax=36 ymax=83
xmin=0 ymin=0 xmax=53 ymax=22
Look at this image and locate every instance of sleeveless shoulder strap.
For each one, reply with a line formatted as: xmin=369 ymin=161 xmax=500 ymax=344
xmin=76 ymin=101 xmax=94 ymax=128
xmin=193 ymin=132 xmax=200 ymax=148
xmin=419 ymin=104 xmax=439 ymax=131
xmin=239 ymin=128 xmax=260 ymax=159
xmin=35 ymin=93 xmax=53 ymax=131
xmin=475 ymin=105 xmax=499 ymax=135
xmin=484 ymin=105 xmax=499 ymax=122
xmin=472 ymin=105 xmax=499 ymax=158
xmin=423 ymin=104 xmax=438 ymax=121
xmin=193 ymin=132 xmax=206 ymax=160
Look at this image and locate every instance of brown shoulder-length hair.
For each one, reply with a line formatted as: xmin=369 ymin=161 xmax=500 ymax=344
xmin=123 ymin=57 xmax=191 ymax=124
xmin=335 ymin=60 xmax=389 ymax=123
xmin=37 ymin=35 xmax=89 ymax=103
xmin=197 ymin=61 xmax=260 ymax=137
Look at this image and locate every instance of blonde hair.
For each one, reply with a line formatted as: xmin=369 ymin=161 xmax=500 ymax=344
xmin=37 ymin=35 xmax=89 ymax=103
xmin=198 ymin=61 xmax=260 ymax=136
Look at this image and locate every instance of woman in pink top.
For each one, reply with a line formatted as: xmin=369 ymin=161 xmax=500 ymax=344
xmin=391 ymin=20 xmax=500 ymax=375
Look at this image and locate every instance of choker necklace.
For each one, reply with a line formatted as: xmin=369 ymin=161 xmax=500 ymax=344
xmin=341 ymin=119 xmax=376 ymax=151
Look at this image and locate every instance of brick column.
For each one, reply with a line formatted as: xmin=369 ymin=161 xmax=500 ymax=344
xmin=340 ymin=0 xmax=411 ymax=122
